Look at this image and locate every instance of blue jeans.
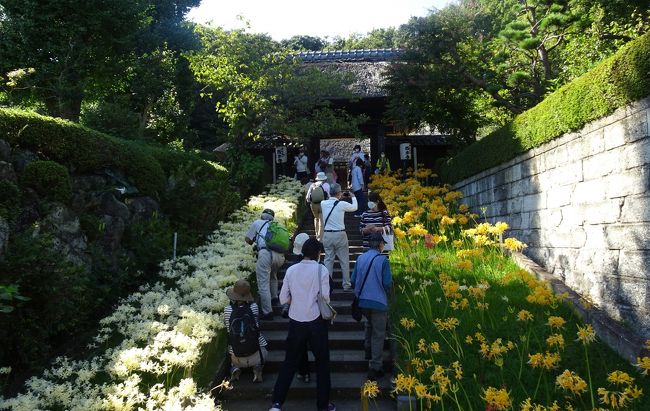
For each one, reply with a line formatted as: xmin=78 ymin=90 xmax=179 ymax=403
xmin=354 ymin=189 xmax=367 ymax=215
xmin=272 ymin=317 xmax=331 ymax=409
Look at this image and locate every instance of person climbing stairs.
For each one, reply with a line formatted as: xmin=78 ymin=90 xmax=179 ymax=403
xmin=219 ymin=207 xmax=395 ymax=411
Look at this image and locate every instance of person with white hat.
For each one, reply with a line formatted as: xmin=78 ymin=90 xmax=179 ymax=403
xmin=305 ymin=172 xmax=331 ymax=241
xmin=224 ymin=279 xmax=268 ymax=383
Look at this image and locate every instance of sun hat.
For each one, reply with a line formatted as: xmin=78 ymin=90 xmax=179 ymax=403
xmin=226 ymin=279 xmax=254 ymax=302
xmin=315 ymin=172 xmax=327 ymax=181
xmin=293 ymin=233 xmax=310 ymax=255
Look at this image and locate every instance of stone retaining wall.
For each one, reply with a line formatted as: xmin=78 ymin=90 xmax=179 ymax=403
xmin=453 ymin=96 xmax=650 ymax=339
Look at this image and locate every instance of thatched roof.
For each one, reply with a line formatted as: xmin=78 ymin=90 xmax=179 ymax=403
xmin=291 ymin=49 xmax=404 ymax=98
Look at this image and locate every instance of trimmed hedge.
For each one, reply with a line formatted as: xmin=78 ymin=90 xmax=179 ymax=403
xmin=0 ymin=109 xmax=165 ymax=197
xmin=21 ymin=160 xmax=72 ymax=203
xmin=439 ymin=32 xmax=650 ymax=183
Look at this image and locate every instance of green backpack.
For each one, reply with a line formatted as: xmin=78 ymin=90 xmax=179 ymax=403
xmin=261 ymin=221 xmax=290 ymax=253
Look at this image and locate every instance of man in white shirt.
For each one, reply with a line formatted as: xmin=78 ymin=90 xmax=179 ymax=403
xmin=294 ymin=148 xmax=309 ymax=181
xmin=270 ymin=238 xmax=335 ymax=411
xmin=245 ymin=209 xmax=286 ymax=320
xmin=320 ymin=183 xmax=358 ymax=291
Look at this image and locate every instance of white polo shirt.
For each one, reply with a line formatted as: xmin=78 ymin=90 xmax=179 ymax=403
xmin=280 ymin=260 xmax=330 ymax=322
xmin=320 ymin=197 xmax=358 ymax=231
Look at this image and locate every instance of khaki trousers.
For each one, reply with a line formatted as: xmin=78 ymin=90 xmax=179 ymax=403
xmin=323 ymin=231 xmax=350 ymax=288
xmin=310 ymin=202 xmax=323 ymax=240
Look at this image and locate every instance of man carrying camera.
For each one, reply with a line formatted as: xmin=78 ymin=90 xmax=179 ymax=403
xmin=320 ymin=183 xmax=358 ymax=291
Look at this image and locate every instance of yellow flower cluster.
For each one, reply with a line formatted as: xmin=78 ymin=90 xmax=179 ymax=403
xmin=400 ymin=317 xmax=416 ymax=330
xmin=546 ymin=333 xmax=565 ymax=350
xmin=482 ymin=386 xmax=511 ymax=410
xmin=547 ymin=316 xmax=566 ymax=329
xmin=361 ymin=380 xmax=379 ymax=398
xmin=556 ymin=370 xmax=588 ymax=395
xmin=528 ymin=351 xmax=562 ymax=370
xmin=521 ymin=398 xmax=561 ymax=411
xmin=434 ymin=317 xmax=460 ymax=331
xmin=576 ymin=324 xmax=597 ymax=345
xmin=517 ymin=310 xmax=534 ymax=322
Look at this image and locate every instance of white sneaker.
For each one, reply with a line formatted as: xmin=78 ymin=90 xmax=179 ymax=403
xmin=229 ymin=367 xmax=241 ymax=381
xmin=269 ymin=403 xmax=281 ymax=411
xmin=253 ymin=367 xmax=263 ymax=383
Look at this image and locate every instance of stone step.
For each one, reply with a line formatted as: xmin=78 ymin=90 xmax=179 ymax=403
xmin=272 ymin=299 xmax=352 ymax=315
xmin=218 ymin=398 xmax=396 ymax=411
xmin=260 ymin=314 xmax=363 ymax=332
xmin=263 ymin=349 xmax=392 ymax=373
xmin=264 ymin=330 xmax=391 ymax=350
xmin=220 ymin=371 xmax=394 ymax=401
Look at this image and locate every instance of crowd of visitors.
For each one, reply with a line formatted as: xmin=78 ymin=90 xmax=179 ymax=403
xmin=230 ymin=146 xmax=394 ymax=411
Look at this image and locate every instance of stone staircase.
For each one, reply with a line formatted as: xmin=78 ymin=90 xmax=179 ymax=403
xmin=219 ymin=208 xmax=395 ymax=411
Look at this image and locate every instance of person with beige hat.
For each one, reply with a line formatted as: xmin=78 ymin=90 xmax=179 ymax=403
xmin=305 ymin=172 xmax=331 ymax=241
xmin=224 ymin=279 xmax=268 ymax=383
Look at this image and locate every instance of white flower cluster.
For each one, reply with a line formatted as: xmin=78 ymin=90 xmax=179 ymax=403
xmin=0 ymin=177 xmax=302 ymax=411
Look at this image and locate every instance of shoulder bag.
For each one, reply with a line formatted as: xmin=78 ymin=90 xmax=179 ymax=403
xmin=351 ymin=254 xmax=382 ymax=322
xmin=382 ymin=211 xmax=394 ymax=252
xmin=317 ymin=264 xmax=337 ymax=322
xmin=322 ymin=200 xmax=340 ymax=231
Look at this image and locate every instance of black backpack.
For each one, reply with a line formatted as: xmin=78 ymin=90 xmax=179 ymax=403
xmin=228 ymin=303 xmax=261 ymax=357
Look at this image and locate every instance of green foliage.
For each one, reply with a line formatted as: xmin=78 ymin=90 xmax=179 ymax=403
xmin=162 ymin=161 xmax=241 ymax=234
xmin=0 ymin=180 xmax=20 ymax=221
xmin=0 ymin=284 xmax=30 ymax=314
xmin=439 ymin=32 xmax=650 ymax=183
xmin=0 ymin=233 xmax=89 ymax=372
xmin=386 ymin=0 xmax=648 ymax=141
xmin=187 ymin=26 xmax=365 ymax=143
xmin=224 ymin=148 xmax=266 ymax=197
xmin=281 ymin=35 xmax=328 ymax=51
xmin=0 ymin=0 xmax=145 ymax=121
xmin=122 ymin=213 xmax=175 ymax=274
xmin=0 ymin=108 xmax=166 ymax=196
xmin=327 ymin=27 xmax=405 ymax=50
xmin=21 ymin=160 xmax=72 ymax=203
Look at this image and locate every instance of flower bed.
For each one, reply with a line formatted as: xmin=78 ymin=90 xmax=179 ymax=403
xmin=0 ymin=177 xmax=303 ymax=411
xmin=369 ymin=171 xmax=650 ymax=410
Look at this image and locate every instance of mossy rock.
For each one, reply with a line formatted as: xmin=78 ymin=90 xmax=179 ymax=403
xmin=0 ymin=180 xmax=20 ymax=221
xmin=21 ymin=160 xmax=72 ymax=204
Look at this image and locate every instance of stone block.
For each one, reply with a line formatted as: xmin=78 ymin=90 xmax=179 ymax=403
xmin=576 ymin=248 xmax=620 ymax=274
xmin=546 ymin=185 xmax=572 ymax=209
xmin=521 ymin=157 xmax=541 ymax=178
xmin=509 ymin=180 xmax=526 ymax=197
xmin=581 ymin=128 xmax=606 ymax=157
xmin=507 ymin=197 xmax=523 ymax=214
xmin=583 ymin=225 xmax=609 ymax=249
xmin=618 ymin=250 xmax=650 ymax=280
xmin=549 ymin=162 xmax=583 ymax=186
xmin=572 ymin=180 xmax=607 ymax=204
xmin=560 ymin=205 xmax=584 ymax=227
xmin=622 ymin=109 xmax=649 ymax=143
xmin=522 ymin=175 xmax=541 ymax=195
xmin=504 ymin=163 xmax=522 ymax=183
xmin=542 ymin=227 xmax=586 ymax=248
xmin=522 ymin=193 xmax=546 ymax=212
xmin=620 ymin=137 xmax=650 ymax=170
xmin=583 ymin=149 xmax=620 ymax=179
xmin=520 ymin=229 xmax=541 ymax=246
xmin=620 ymin=195 xmax=650 ymax=223
xmin=612 ymin=276 xmax=649 ymax=309
xmin=580 ymin=199 xmax=623 ymax=225
xmin=538 ymin=209 xmax=563 ymax=227
xmin=604 ymin=120 xmax=628 ymax=150
xmin=546 ymin=145 xmax=570 ymax=169
xmin=605 ymin=223 xmax=650 ymax=250
xmin=494 ymin=186 xmax=508 ymax=202
xmin=605 ymin=167 xmax=649 ymax=198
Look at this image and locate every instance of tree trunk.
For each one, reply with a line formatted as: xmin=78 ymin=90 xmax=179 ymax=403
xmin=538 ymin=46 xmax=552 ymax=81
